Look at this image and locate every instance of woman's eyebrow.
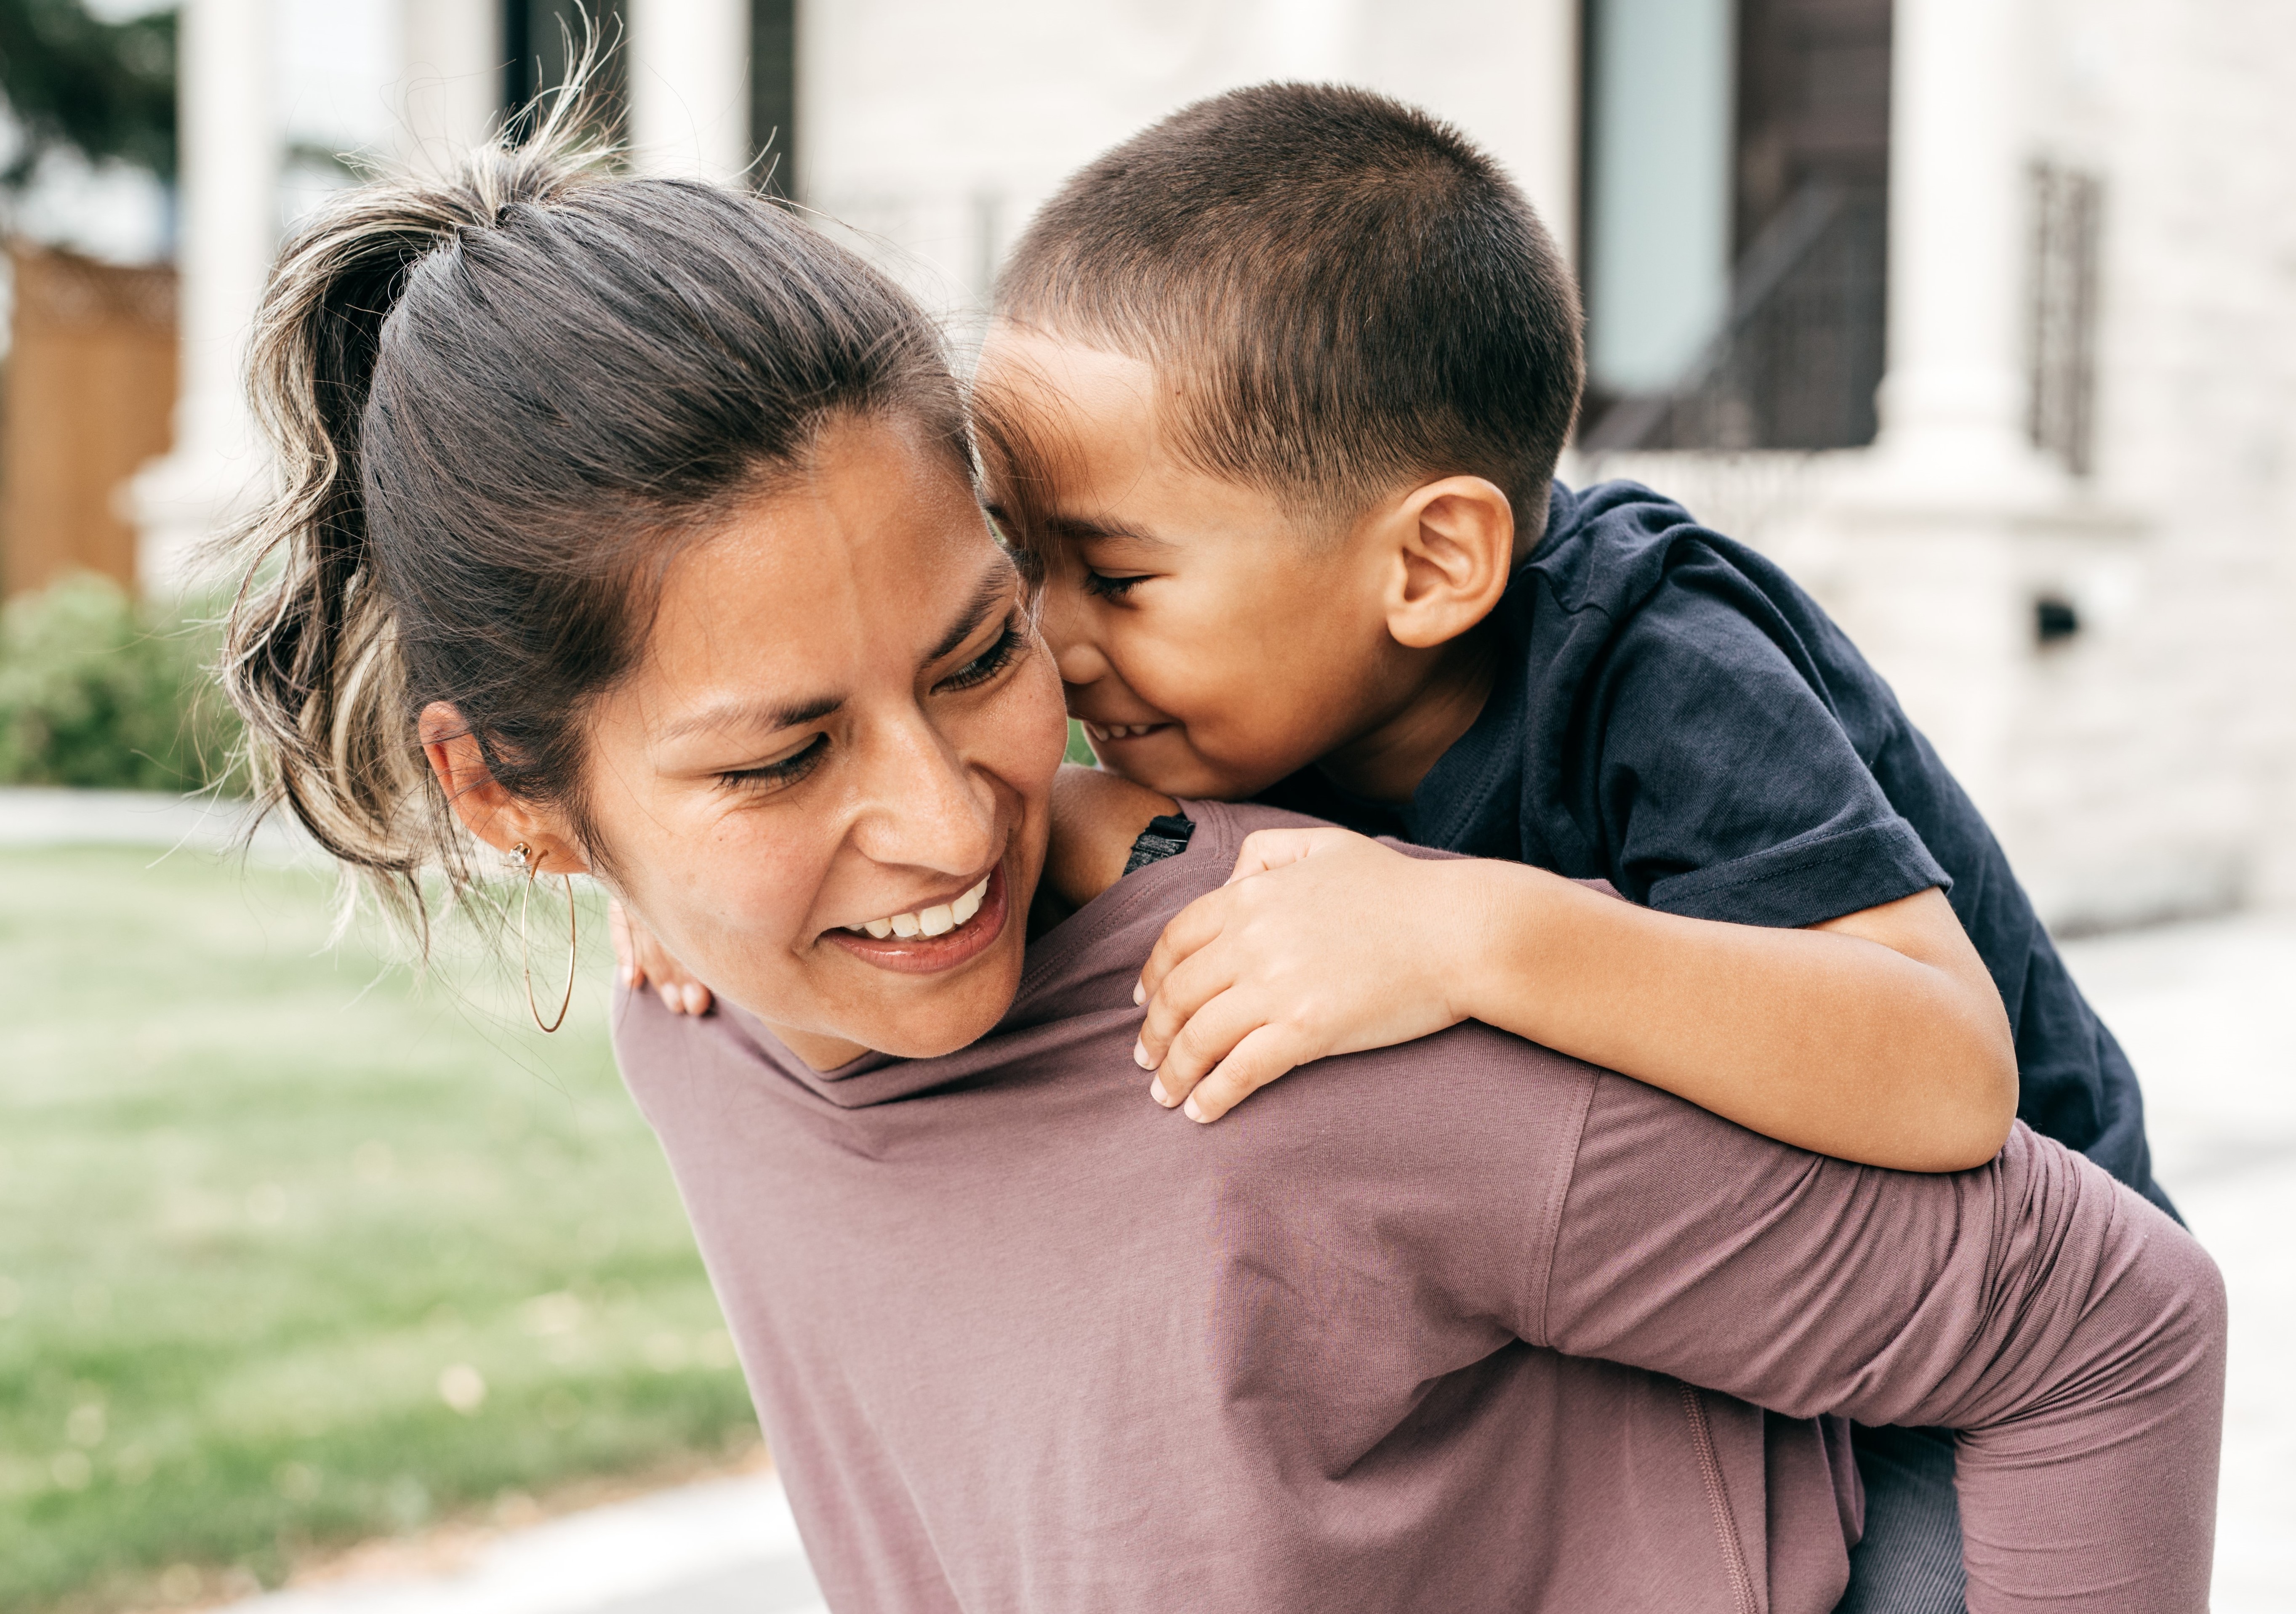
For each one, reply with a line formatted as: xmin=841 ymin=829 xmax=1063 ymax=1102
xmin=925 ymin=566 xmax=1022 ymax=664
xmin=661 ymin=692 xmax=844 ymax=744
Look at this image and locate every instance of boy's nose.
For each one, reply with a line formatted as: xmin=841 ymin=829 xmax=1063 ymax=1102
xmin=1054 ymin=638 xmax=1113 ymax=689
xmin=1039 ymin=588 xmax=1112 ymax=688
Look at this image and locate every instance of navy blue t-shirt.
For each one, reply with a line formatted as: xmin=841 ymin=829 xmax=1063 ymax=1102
xmin=1261 ymin=479 xmax=2170 ymax=1215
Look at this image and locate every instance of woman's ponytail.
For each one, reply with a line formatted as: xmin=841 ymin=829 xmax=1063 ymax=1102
xmin=222 ymin=91 xmax=613 ymax=936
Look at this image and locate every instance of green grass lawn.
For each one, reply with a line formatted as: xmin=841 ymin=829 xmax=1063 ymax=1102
xmin=0 ymin=846 xmax=756 ymax=1612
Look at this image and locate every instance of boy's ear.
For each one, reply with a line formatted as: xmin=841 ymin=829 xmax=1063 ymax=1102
xmin=417 ymin=701 xmax=592 ymax=875
xmin=1380 ymin=476 xmax=1514 ymax=650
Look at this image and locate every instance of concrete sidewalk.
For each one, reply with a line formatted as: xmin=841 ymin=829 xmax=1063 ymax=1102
xmin=213 ymin=1473 xmax=823 ymax=1614
xmin=0 ymin=786 xmax=315 ymax=863
xmin=2057 ymin=914 xmax=2296 ymax=1614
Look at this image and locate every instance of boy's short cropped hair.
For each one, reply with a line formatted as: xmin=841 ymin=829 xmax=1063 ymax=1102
xmin=990 ymin=82 xmax=1585 ymax=540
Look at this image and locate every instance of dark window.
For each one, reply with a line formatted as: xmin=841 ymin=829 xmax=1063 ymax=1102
xmin=502 ymin=0 xmax=628 ymax=142
xmin=1580 ymin=0 xmax=1893 ymax=452
xmin=750 ymin=0 xmax=798 ymax=198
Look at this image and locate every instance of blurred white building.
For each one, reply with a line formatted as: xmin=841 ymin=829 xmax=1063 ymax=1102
xmin=144 ymin=0 xmax=2296 ymax=931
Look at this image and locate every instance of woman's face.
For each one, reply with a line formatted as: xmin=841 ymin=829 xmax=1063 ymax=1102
xmin=575 ymin=412 xmax=1068 ymax=1068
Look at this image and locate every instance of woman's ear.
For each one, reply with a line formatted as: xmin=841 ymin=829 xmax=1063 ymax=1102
xmin=417 ymin=701 xmax=592 ymax=875
xmin=1381 ymin=476 xmax=1515 ymax=650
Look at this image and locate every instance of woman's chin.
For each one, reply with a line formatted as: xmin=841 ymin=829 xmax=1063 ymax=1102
xmin=724 ymin=914 xmax=1028 ymax=1067
xmin=852 ymin=940 xmax=1028 ymax=1060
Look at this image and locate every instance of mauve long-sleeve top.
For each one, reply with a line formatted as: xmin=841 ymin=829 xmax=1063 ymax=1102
xmin=610 ymin=800 xmax=2225 ymax=1614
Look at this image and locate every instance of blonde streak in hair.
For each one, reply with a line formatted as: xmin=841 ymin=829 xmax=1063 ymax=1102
xmin=221 ymin=85 xmax=618 ymax=946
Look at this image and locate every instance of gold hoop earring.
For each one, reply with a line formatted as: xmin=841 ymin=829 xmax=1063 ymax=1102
xmin=512 ymin=843 xmax=577 ymax=1034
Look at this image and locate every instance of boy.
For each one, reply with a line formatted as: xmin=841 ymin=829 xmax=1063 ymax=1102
xmin=956 ymin=88 xmax=2176 ymax=1608
xmin=965 ymin=83 xmax=2168 ymax=1218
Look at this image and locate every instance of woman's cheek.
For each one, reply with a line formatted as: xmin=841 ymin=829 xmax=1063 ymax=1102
xmin=1006 ymin=643 xmax=1073 ymax=785
xmin=704 ymin=830 xmax=818 ymax=943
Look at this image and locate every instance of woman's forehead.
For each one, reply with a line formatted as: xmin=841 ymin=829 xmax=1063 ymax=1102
xmin=635 ymin=496 xmax=1015 ymax=737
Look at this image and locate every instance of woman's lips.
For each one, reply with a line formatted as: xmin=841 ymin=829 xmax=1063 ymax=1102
xmin=821 ymin=862 xmax=1012 ymax=976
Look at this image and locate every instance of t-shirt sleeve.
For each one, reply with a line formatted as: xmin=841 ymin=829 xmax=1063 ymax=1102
xmin=1524 ymin=1071 xmax=2225 ymax=1614
xmin=1585 ymin=569 xmax=1947 ymax=927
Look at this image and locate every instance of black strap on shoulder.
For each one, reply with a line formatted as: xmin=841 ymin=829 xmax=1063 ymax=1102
xmin=1120 ymin=813 xmax=1196 ymax=877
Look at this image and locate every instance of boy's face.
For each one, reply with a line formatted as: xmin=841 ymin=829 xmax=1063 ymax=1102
xmin=977 ymin=329 xmax=1424 ymax=801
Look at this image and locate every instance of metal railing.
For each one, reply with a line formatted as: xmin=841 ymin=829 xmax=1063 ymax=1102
xmin=1581 ymin=181 xmax=1890 ymax=454
xmin=2029 ymin=163 xmax=2103 ymax=476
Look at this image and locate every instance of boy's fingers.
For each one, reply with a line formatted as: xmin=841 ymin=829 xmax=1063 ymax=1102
xmin=1135 ymin=944 xmax=1236 ymax=1069
xmin=1181 ymin=1022 xmax=1312 ymax=1122
xmin=1224 ymin=827 xmax=1360 ymax=886
xmin=618 ymin=920 xmax=712 ymax=1012
xmin=1147 ymin=987 xmax=1264 ymax=1110
xmin=1134 ymin=887 xmax=1233 ymax=1008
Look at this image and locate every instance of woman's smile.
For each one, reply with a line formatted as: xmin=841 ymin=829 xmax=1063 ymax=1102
xmin=821 ymin=859 xmax=1014 ymax=976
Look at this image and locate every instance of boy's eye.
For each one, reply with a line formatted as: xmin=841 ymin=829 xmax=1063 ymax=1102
xmin=937 ymin=622 xmax=1028 ymax=693
xmin=718 ymin=733 xmax=829 ymax=795
xmin=1083 ymin=571 xmax=1148 ymax=601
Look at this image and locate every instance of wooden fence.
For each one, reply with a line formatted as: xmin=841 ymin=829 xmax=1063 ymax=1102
xmin=0 ymin=242 xmax=178 ymax=598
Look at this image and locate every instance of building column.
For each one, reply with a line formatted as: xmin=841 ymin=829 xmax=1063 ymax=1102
xmin=1870 ymin=0 xmax=2044 ymax=487
xmin=628 ymin=0 xmax=752 ymax=184
xmin=397 ymin=0 xmax=502 ymax=174
xmin=1787 ymin=0 xmax=2154 ymax=923
xmin=130 ymin=0 xmax=276 ymax=594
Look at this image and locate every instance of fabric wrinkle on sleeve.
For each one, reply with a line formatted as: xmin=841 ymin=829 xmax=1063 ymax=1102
xmin=1589 ymin=574 xmax=1948 ymax=929
xmin=1646 ymin=814 xmax=1947 ymax=927
xmin=1516 ymin=1058 xmax=1601 ymax=1351
xmin=1539 ymin=1071 xmax=2226 ymax=1613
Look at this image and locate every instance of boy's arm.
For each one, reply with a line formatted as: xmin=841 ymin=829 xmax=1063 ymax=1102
xmin=1135 ymin=827 xmax=2019 ymax=1171
xmin=1538 ymin=1077 xmax=2224 ymax=1613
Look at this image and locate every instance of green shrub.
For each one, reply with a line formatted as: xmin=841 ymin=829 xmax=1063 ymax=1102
xmin=0 ymin=572 xmax=242 ymax=792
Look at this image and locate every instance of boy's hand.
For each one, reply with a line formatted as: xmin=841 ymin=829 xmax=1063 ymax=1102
xmin=608 ymin=899 xmax=714 ymax=1016
xmin=1132 ymin=829 xmax=1474 ymax=1122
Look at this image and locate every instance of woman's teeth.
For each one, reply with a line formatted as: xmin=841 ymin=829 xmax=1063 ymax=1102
xmin=847 ymin=875 xmax=990 ymax=941
xmin=1085 ymin=722 xmax=1159 ymax=741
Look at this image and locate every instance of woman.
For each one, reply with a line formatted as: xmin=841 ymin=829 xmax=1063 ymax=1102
xmin=221 ymin=114 xmax=2223 ymax=1614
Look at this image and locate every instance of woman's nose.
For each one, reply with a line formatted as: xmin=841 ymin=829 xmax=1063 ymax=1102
xmin=850 ymin=714 xmax=1000 ymax=875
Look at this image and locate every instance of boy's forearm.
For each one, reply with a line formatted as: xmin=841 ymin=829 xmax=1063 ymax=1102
xmin=1446 ymin=860 xmax=2018 ymax=1171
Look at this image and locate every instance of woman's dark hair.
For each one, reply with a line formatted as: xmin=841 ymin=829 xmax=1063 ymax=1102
xmin=222 ymin=91 xmax=967 ymax=939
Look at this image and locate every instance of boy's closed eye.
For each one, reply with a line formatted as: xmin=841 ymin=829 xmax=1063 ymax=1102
xmin=1082 ymin=569 xmax=1149 ymax=601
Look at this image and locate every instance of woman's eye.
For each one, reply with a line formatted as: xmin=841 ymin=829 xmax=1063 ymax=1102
xmin=938 ymin=625 xmax=1027 ymax=693
xmin=718 ymin=733 xmax=828 ymax=793
xmin=1083 ymin=571 xmax=1147 ymax=601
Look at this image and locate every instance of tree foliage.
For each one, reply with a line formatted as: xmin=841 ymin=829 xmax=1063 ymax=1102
xmin=0 ymin=0 xmax=177 ymax=188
